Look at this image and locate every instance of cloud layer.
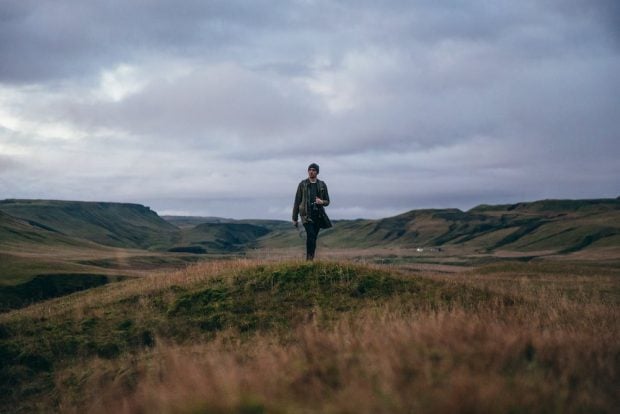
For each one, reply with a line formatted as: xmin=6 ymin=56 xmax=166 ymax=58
xmin=1 ymin=0 xmax=618 ymax=219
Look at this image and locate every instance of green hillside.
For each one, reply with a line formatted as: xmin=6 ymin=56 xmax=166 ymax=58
xmin=162 ymin=215 xmax=290 ymax=232
xmin=5 ymin=197 xmax=616 ymax=258
xmin=0 ymin=199 xmax=179 ymax=250
xmin=0 ymin=204 xmax=200 ymax=299
xmin=0 ymin=210 xmax=86 ymax=249
xmin=170 ymin=222 xmax=273 ymax=253
xmin=261 ymin=198 xmax=620 ymax=254
xmin=0 ymin=209 xmax=125 ymax=286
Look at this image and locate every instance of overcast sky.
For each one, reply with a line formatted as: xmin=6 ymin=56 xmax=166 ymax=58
xmin=0 ymin=0 xmax=618 ymax=219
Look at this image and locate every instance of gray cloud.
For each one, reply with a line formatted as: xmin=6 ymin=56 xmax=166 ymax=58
xmin=68 ymin=64 xmax=323 ymax=141
xmin=0 ymin=1 xmax=618 ymax=219
xmin=0 ymin=154 xmax=22 ymax=174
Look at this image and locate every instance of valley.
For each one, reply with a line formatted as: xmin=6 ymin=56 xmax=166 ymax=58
xmin=1 ymin=197 xmax=618 ymax=312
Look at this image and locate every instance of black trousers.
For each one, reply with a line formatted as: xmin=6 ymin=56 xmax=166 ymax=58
xmin=303 ymin=221 xmax=320 ymax=260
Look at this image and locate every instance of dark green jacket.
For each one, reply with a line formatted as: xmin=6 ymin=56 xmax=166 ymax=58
xmin=292 ymin=178 xmax=332 ymax=227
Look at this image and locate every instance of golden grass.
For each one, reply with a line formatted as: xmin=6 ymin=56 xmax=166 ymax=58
xmin=69 ymin=305 xmax=618 ymax=414
xmin=43 ymin=260 xmax=620 ymax=414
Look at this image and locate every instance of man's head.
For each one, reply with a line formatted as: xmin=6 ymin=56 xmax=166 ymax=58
xmin=308 ymin=163 xmax=319 ymax=174
xmin=308 ymin=163 xmax=319 ymax=180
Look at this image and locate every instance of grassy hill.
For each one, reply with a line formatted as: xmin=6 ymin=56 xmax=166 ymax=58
xmin=4 ymin=197 xmax=618 ymax=258
xmin=0 ymin=260 xmax=617 ymax=413
xmin=0 ymin=200 xmax=288 ymax=255
xmin=0 ymin=199 xmax=179 ymax=250
xmin=0 ymin=203 xmax=203 ymax=307
xmin=0 ymin=209 xmax=128 ymax=286
xmin=259 ymin=198 xmax=620 ymax=255
xmin=169 ymin=222 xmax=273 ymax=253
xmin=0 ymin=209 xmax=88 ymax=249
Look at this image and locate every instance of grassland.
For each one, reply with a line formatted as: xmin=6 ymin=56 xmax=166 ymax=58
xmin=2 ymin=197 xmax=618 ymax=278
xmin=1 ymin=197 xmax=619 ymax=412
xmin=0 ymin=258 xmax=618 ymax=413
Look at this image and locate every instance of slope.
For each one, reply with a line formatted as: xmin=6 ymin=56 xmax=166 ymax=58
xmin=0 ymin=209 xmax=86 ymax=249
xmin=0 ymin=199 xmax=179 ymax=250
xmin=171 ymin=222 xmax=273 ymax=253
xmin=0 ymin=210 xmax=123 ymax=285
xmin=259 ymin=198 xmax=620 ymax=255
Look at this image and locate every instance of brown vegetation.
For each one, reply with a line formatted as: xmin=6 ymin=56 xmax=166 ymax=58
xmin=44 ymin=259 xmax=619 ymax=414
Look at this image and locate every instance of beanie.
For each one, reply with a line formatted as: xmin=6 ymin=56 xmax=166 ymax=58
xmin=308 ymin=163 xmax=320 ymax=174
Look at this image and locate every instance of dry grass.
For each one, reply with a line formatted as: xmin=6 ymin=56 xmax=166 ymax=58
xmin=72 ymin=308 xmax=618 ymax=414
xmin=46 ymin=260 xmax=620 ymax=414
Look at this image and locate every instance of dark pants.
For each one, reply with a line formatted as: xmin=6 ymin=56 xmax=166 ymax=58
xmin=303 ymin=221 xmax=320 ymax=260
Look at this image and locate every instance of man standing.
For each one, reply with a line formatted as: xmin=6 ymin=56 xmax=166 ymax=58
xmin=292 ymin=163 xmax=332 ymax=260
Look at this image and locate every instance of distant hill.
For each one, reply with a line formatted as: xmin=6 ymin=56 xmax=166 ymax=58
xmin=0 ymin=200 xmax=287 ymax=258
xmin=168 ymin=222 xmax=275 ymax=253
xmin=162 ymin=215 xmax=290 ymax=230
xmin=259 ymin=198 xmax=620 ymax=254
xmin=0 ymin=209 xmax=85 ymax=248
xmin=0 ymin=199 xmax=179 ymax=250
xmin=161 ymin=216 xmax=291 ymax=253
xmin=161 ymin=215 xmax=236 ymax=229
xmin=2 ymin=197 xmax=619 ymax=257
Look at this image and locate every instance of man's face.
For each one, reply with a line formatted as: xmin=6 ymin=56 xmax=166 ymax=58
xmin=308 ymin=168 xmax=318 ymax=179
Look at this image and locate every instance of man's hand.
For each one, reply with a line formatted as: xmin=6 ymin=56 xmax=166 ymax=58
xmin=315 ymin=197 xmax=324 ymax=205
xmin=293 ymin=220 xmax=299 ymax=228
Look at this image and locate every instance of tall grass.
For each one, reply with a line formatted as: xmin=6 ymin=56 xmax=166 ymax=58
xmin=78 ymin=303 xmax=618 ymax=414
xmin=59 ymin=262 xmax=620 ymax=413
xmin=2 ymin=259 xmax=618 ymax=413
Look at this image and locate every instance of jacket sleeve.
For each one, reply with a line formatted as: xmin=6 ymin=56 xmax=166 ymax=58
xmin=292 ymin=182 xmax=303 ymax=221
xmin=321 ymin=182 xmax=330 ymax=207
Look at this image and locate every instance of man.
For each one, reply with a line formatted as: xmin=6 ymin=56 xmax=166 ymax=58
xmin=292 ymin=163 xmax=332 ymax=260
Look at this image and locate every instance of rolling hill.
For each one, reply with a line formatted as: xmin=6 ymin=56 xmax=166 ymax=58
xmin=0 ymin=209 xmax=86 ymax=249
xmin=0 ymin=202 xmax=196 ymax=298
xmin=259 ymin=197 xmax=620 ymax=254
xmin=170 ymin=222 xmax=273 ymax=253
xmin=2 ymin=198 xmax=619 ymax=258
xmin=0 ymin=199 xmax=179 ymax=250
xmin=0 ymin=209 xmax=125 ymax=286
